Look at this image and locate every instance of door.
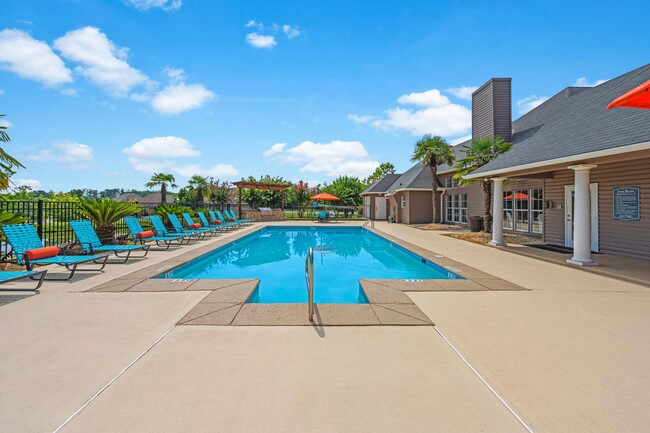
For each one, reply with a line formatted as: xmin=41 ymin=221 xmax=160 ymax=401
xmin=564 ymin=183 xmax=599 ymax=252
xmin=375 ymin=197 xmax=387 ymax=220
xmin=363 ymin=196 xmax=371 ymax=218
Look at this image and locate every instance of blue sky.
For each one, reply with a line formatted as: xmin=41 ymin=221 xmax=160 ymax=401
xmin=0 ymin=0 xmax=645 ymax=192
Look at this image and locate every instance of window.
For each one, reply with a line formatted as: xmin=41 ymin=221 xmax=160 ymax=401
xmin=446 ymin=193 xmax=467 ymax=223
xmin=503 ymin=191 xmax=514 ymax=230
xmin=401 ymin=194 xmax=406 ymax=209
xmin=443 ymin=177 xmax=460 ymax=188
xmin=531 ymin=189 xmax=543 ymax=233
xmin=503 ymin=188 xmax=544 ymax=233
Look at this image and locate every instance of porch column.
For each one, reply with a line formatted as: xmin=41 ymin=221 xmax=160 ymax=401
xmin=567 ymin=164 xmax=597 ymax=266
xmin=490 ymin=177 xmax=506 ymax=246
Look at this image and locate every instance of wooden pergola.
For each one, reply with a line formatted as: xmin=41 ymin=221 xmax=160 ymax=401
xmin=232 ymin=181 xmax=292 ymax=217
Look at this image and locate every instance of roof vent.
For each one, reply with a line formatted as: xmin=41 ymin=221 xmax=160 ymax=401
xmin=565 ymin=86 xmax=589 ymax=97
xmin=472 ymin=78 xmax=512 ymax=142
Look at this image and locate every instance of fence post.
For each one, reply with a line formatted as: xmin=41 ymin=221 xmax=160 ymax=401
xmin=36 ymin=199 xmax=44 ymax=238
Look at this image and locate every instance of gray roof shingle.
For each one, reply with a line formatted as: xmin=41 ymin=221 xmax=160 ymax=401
xmin=470 ymin=64 xmax=650 ymax=176
xmin=361 ymin=173 xmax=402 ymax=195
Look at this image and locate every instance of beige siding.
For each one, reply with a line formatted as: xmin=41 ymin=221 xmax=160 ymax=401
xmin=544 ymin=158 xmax=650 ymax=259
xmin=408 ymin=191 xmax=433 ymax=224
xmin=466 ymin=183 xmax=485 ymax=219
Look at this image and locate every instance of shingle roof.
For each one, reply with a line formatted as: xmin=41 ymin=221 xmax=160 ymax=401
xmin=470 ymin=64 xmax=650 ymax=176
xmin=361 ymin=173 xmax=402 ymax=195
xmin=385 ymin=162 xmax=434 ymax=194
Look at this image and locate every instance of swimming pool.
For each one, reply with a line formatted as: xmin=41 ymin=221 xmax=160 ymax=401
xmin=160 ymin=226 xmax=460 ymax=303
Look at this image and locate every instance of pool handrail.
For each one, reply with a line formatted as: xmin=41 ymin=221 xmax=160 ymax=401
xmin=305 ymin=247 xmax=314 ymax=321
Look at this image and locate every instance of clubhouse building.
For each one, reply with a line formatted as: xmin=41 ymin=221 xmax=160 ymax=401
xmin=362 ymin=64 xmax=650 ymax=263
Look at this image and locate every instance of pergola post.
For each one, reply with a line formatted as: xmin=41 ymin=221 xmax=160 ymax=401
xmin=281 ymin=190 xmax=285 ymax=211
xmin=238 ymin=187 xmax=242 ymax=218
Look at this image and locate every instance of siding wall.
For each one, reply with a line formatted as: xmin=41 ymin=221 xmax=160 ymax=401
xmin=544 ymin=158 xmax=650 ymax=259
xmin=409 ymin=191 xmax=434 ymax=224
xmin=472 ymin=78 xmax=512 ymax=142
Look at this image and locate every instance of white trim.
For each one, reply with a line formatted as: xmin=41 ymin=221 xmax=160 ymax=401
xmin=465 ymin=140 xmax=650 ymax=179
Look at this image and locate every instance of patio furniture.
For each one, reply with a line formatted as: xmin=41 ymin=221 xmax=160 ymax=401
xmin=226 ymin=210 xmax=253 ymax=225
xmin=149 ymin=215 xmax=196 ymax=242
xmin=167 ymin=214 xmax=212 ymax=238
xmin=216 ymin=210 xmax=244 ymax=228
xmin=208 ymin=211 xmax=238 ymax=230
xmin=181 ymin=213 xmax=221 ymax=235
xmin=2 ymin=224 xmax=109 ymax=281
xmin=197 ymin=212 xmax=230 ymax=232
xmin=123 ymin=216 xmax=187 ymax=249
xmin=0 ymin=270 xmax=47 ymax=291
xmin=69 ymin=220 xmax=149 ymax=263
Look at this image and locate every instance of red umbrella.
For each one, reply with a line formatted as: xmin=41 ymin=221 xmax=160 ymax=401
xmin=504 ymin=192 xmax=529 ymax=200
xmin=607 ymin=79 xmax=650 ymax=110
xmin=310 ymin=192 xmax=340 ymax=201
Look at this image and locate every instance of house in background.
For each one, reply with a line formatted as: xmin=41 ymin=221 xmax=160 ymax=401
xmin=468 ymin=63 xmax=650 ymax=263
xmin=113 ymin=192 xmax=174 ymax=204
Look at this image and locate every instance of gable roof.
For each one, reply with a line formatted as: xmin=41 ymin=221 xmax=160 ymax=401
xmin=385 ymin=162 xmax=435 ymax=194
xmin=114 ymin=192 xmax=142 ymax=202
xmin=361 ymin=173 xmax=402 ymax=195
xmin=468 ymin=64 xmax=650 ymax=177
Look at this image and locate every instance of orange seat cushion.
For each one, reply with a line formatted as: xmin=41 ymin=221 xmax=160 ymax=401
xmin=229 ymin=218 xmax=235 ymax=222
xmin=136 ymin=230 xmax=155 ymax=239
xmin=24 ymin=246 xmax=59 ymax=261
xmin=189 ymin=223 xmax=201 ymax=229
xmin=213 ymin=220 xmax=222 ymax=225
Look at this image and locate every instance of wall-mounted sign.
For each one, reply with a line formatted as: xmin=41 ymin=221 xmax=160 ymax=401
xmin=613 ymin=186 xmax=640 ymax=221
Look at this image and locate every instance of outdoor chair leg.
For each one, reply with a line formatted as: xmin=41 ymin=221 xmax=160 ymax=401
xmin=113 ymin=245 xmax=150 ymax=261
xmin=0 ymin=271 xmax=46 ymax=291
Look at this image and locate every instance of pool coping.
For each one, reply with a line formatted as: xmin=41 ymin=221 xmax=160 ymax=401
xmin=86 ymin=224 xmax=526 ymax=326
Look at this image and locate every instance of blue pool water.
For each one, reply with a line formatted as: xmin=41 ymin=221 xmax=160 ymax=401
xmin=160 ymin=227 xmax=460 ymax=303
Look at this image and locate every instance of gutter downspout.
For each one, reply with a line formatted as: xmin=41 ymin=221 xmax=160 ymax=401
xmin=438 ymin=187 xmax=447 ymax=223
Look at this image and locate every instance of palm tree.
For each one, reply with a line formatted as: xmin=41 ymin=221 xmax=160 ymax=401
xmin=410 ymin=134 xmax=455 ymax=223
xmin=77 ymin=198 xmax=142 ymax=243
xmin=454 ymin=136 xmax=512 ymax=233
xmin=0 ymin=114 xmax=25 ymax=190
xmin=188 ymin=175 xmax=209 ymax=207
xmin=145 ymin=173 xmax=177 ymax=204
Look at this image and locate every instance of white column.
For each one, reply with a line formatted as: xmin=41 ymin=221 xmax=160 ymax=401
xmin=567 ymin=164 xmax=597 ymax=266
xmin=490 ymin=177 xmax=506 ymax=246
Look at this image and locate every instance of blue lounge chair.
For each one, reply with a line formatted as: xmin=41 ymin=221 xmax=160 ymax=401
xmin=208 ymin=211 xmax=238 ymax=230
xmin=197 ymin=212 xmax=230 ymax=232
xmin=226 ymin=210 xmax=253 ymax=225
xmin=181 ymin=213 xmax=221 ymax=236
xmin=318 ymin=211 xmax=329 ymax=222
xmin=167 ymin=214 xmax=211 ymax=239
xmin=0 ymin=270 xmax=47 ymax=291
xmin=149 ymin=215 xmax=195 ymax=243
xmin=2 ymin=224 xmax=109 ymax=280
xmin=69 ymin=220 xmax=149 ymax=263
xmin=216 ymin=210 xmax=244 ymax=229
xmin=123 ymin=216 xmax=186 ymax=249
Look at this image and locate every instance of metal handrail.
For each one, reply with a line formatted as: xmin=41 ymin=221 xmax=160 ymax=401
xmin=305 ymin=247 xmax=314 ymax=321
xmin=362 ymin=219 xmax=374 ymax=229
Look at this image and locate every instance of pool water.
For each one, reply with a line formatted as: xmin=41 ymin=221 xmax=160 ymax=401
xmin=160 ymin=227 xmax=460 ymax=303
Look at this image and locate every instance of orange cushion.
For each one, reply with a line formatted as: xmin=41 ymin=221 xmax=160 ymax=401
xmin=24 ymin=246 xmax=59 ymax=261
xmin=136 ymin=230 xmax=155 ymax=239
xmin=213 ymin=220 xmax=222 ymax=225
xmin=189 ymin=223 xmax=201 ymax=229
xmin=229 ymin=218 xmax=235 ymax=222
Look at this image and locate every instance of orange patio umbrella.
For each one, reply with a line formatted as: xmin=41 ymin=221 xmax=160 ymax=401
xmin=607 ymin=79 xmax=650 ymax=110
xmin=310 ymin=192 xmax=340 ymax=201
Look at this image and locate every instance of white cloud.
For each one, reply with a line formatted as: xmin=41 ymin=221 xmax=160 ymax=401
xmin=28 ymin=141 xmax=94 ymax=169
xmin=0 ymin=88 xmax=4 ymax=95
xmin=0 ymin=119 xmax=13 ymax=128
xmin=60 ymin=88 xmax=78 ymax=97
xmin=246 ymin=33 xmax=276 ymax=49
xmin=352 ymin=88 xmax=472 ymax=137
xmin=123 ymin=136 xmax=238 ymax=179
xmin=446 ymin=86 xmax=478 ymax=100
xmin=264 ymin=140 xmax=379 ymax=178
xmin=12 ymin=179 xmax=42 ymax=189
xmin=282 ymin=25 xmax=300 ymax=39
xmin=347 ymin=113 xmax=375 ymax=124
xmin=245 ymin=20 xmax=264 ymax=31
xmin=125 ymin=0 xmax=182 ymax=10
xmin=151 ymin=82 xmax=215 ymax=115
xmin=53 ymin=26 xmax=151 ymax=96
xmin=397 ymin=89 xmax=451 ymax=107
xmin=573 ymin=77 xmax=608 ymax=87
xmin=163 ymin=66 xmax=186 ymax=83
xmin=123 ymin=136 xmax=200 ymax=158
xmin=451 ymin=134 xmax=472 ymax=145
xmin=0 ymin=29 xmax=72 ymax=86
xmin=517 ymin=95 xmax=549 ymax=115
xmin=262 ymin=143 xmax=286 ymax=157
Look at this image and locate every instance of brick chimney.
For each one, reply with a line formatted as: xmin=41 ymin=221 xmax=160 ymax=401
xmin=471 ymin=78 xmax=512 ymax=143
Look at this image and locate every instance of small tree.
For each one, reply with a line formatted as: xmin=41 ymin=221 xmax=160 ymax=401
xmin=77 ymin=198 xmax=142 ymax=243
xmin=145 ymin=173 xmax=177 ymax=204
xmin=0 ymin=114 xmax=25 ymax=190
xmin=209 ymin=180 xmax=232 ymax=210
xmin=454 ymin=136 xmax=512 ymax=233
xmin=365 ymin=162 xmax=396 ymax=185
xmin=188 ymin=175 xmax=209 ymax=207
xmin=410 ymin=134 xmax=454 ymax=223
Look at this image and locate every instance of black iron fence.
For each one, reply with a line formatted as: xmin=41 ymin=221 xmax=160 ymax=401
xmin=0 ymin=200 xmax=231 ymax=261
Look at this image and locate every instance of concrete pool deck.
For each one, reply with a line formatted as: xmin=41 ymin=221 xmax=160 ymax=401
xmin=0 ymin=220 xmax=648 ymax=432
